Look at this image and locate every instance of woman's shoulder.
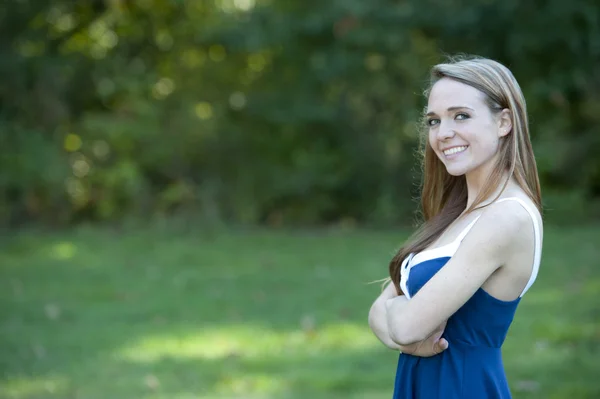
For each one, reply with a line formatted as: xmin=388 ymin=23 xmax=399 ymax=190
xmin=475 ymin=193 xmax=543 ymax=249
xmin=446 ymin=194 xmax=542 ymax=292
xmin=491 ymin=194 xmax=543 ymax=229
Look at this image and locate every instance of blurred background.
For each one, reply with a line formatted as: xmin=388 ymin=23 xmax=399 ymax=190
xmin=1 ymin=0 xmax=599 ymax=398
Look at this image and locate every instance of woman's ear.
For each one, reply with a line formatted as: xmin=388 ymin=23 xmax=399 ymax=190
xmin=498 ymin=109 xmax=512 ymax=138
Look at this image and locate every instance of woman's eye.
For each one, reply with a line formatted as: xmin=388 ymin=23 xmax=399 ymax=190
xmin=427 ymin=119 xmax=440 ymax=127
xmin=455 ymin=113 xmax=470 ymax=121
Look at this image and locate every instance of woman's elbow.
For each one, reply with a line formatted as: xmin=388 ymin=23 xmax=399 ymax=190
xmin=388 ymin=317 xmax=424 ymax=345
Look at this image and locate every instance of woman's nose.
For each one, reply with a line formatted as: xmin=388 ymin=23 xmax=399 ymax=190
xmin=437 ymin=121 xmax=456 ymax=140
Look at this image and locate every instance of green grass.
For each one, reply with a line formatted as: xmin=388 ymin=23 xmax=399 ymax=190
xmin=1 ymin=223 xmax=599 ymax=399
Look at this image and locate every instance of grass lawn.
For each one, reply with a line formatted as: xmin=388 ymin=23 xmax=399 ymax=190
xmin=1 ymin=222 xmax=599 ymax=399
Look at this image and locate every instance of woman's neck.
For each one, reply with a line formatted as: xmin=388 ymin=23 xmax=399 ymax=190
xmin=465 ymin=168 xmax=514 ymax=210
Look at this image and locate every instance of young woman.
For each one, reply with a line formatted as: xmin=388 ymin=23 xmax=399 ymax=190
xmin=368 ymin=56 xmax=543 ymax=398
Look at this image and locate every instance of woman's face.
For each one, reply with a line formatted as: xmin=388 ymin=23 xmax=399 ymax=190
xmin=426 ymin=78 xmax=511 ymax=178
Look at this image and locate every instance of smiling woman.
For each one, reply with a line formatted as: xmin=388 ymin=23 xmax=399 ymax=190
xmin=425 ymin=79 xmax=513 ymax=180
xmin=367 ymin=55 xmax=544 ymax=399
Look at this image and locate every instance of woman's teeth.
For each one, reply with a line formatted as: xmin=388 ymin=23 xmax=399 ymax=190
xmin=443 ymin=146 xmax=468 ymax=156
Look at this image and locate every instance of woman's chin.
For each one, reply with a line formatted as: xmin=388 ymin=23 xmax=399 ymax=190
xmin=444 ymin=165 xmax=468 ymax=177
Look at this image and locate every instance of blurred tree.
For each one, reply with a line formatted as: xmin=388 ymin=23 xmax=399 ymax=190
xmin=1 ymin=0 xmax=599 ymax=227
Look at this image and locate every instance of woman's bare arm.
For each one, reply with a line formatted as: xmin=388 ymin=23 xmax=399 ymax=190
xmin=369 ymin=281 xmax=449 ymax=356
xmin=385 ymin=202 xmax=532 ymax=345
xmin=368 ymin=282 xmax=401 ymax=349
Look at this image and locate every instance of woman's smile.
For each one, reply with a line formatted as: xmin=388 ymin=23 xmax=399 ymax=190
xmin=442 ymin=145 xmax=469 ymax=159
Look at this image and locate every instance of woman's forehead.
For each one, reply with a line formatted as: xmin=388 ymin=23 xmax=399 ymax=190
xmin=427 ymin=78 xmax=486 ymax=113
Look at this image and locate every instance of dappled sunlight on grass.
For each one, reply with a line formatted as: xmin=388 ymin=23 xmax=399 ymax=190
xmin=582 ymin=278 xmax=600 ymax=295
xmin=51 ymin=241 xmax=77 ymax=260
xmin=213 ymin=372 xmax=288 ymax=397
xmin=2 ymin=225 xmax=599 ymax=398
xmin=542 ymin=320 xmax=599 ymax=344
xmin=0 ymin=375 xmax=69 ymax=398
xmin=115 ymin=322 xmax=379 ymax=363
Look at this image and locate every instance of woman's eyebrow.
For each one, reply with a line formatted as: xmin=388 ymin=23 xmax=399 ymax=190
xmin=426 ymin=106 xmax=475 ymax=117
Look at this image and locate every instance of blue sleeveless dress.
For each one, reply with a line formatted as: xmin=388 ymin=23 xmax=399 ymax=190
xmin=393 ymin=197 xmax=542 ymax=399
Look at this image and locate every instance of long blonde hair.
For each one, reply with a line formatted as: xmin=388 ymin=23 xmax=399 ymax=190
xmin=389 ymin=55 xmax=542 ymax=294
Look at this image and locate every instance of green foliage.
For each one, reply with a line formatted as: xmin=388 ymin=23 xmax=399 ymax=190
xmin=1 ymin=0 xmax=599 ymax=226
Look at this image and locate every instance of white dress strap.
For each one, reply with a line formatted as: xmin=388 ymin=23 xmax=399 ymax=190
xmin=453 ymin=216 xmax=482 ymax=243
xmin=399 ymin=196 xmax=542 ymax=299
xmin=493 ymin=197 xmax=542 ymax=297
xmin=404 ymin=215 xmax=483 ymax=278
xmin=399 ymin=253 xmax=414 ymax=299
